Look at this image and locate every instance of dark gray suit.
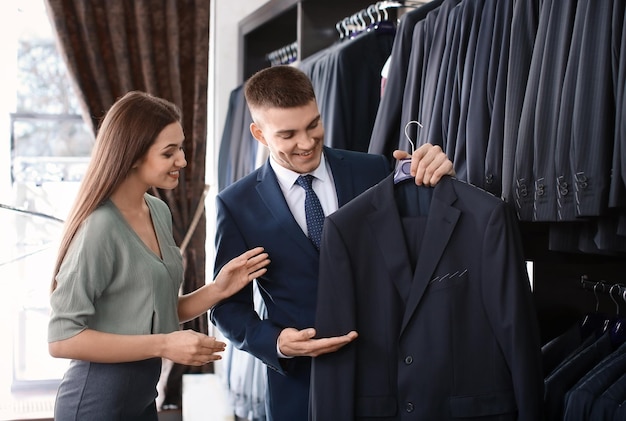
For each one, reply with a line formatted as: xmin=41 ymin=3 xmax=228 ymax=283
xmin=311 ymin=175 xmax=543 ymax=420
xmin=299 ymin=29 xmax=394 ymax=153
xmin=501 ymin=0 xmax=541 ymax=204
xmin=368 ymin=0 xmax=445 ymax=161
xmin=513 ymin=0 xmax=575 ymax=221
xmin=562 ymin=341 xmax=626 ymax=421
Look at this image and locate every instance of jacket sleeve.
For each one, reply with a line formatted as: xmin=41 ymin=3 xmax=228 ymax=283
xmin=481 ymin=200 xmax=544 ymax=420
xmin=210 ymin=194 xmax=285 ymax=374
xmin=310 ymin=217 xmax=357 ymax=420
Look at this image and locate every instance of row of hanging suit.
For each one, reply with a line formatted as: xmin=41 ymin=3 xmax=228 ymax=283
xmin=370 ymin=0 xmax=626 ymax=255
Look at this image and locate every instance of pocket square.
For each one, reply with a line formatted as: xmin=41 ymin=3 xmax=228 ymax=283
xmin=429 ymin=269 xmax=468 ymax=285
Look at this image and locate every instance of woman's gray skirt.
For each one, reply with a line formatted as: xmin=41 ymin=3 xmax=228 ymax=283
xmin=54 ymin=357 xmax=162 ymax=421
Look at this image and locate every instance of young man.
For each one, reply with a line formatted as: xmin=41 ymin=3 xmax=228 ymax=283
xmin=211 ymin=65 xmax=454 ymax=421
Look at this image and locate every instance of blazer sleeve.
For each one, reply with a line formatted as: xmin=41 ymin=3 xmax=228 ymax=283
xmin=481 ymin=200 xmax=544 ymax=420
xmin=210 ymin=194 xmax=285 ymax=374
xmin=310 ymin=217 xmax=357 ymax=420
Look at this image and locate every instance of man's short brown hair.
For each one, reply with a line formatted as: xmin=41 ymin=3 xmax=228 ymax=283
xmin=244 ymin=65 xmax=316 ymax=111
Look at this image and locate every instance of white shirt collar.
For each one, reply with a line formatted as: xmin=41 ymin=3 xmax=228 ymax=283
xmin=270 ymin=152 xmax=329 ymax=191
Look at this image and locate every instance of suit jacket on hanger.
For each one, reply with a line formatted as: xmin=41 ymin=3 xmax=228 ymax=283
xmin=311 ymin=175 xmax=543 ymax=420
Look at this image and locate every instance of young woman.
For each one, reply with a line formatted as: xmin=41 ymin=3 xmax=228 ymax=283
xmin=48 ymin=91 xmax=269 ymax=420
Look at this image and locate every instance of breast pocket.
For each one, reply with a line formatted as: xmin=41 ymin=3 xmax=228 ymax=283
xmin=427 ymin=269 xmax=469 ymax=292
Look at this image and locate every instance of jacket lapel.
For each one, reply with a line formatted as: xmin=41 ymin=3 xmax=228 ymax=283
xmin=367 ymin=175 xmax=415 ymax=305
xmin=324 ymin=147 xmax=356 ymax=207
xmin=401 ymin=177 xmax=460 ymax=335
xmin=255 ymin=161 xmax=318 ymax=257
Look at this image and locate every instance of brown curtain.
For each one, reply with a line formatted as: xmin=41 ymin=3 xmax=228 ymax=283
xmin=45 ymin=0 xmax=211 ymax=408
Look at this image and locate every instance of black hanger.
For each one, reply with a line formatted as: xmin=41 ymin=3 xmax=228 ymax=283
xmin=579 ymin=277 xmax=610 ymax=338
xmin=393 ymin=120 xmax=422 ymax=184
xmin=608 ymin=284 xmax=626 ymax=347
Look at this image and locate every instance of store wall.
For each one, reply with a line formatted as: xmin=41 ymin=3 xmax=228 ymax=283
xmin=206 ymin=0 xmax=269 ymax=288
xmin=208 ymin=0 xmax=268 ymax=189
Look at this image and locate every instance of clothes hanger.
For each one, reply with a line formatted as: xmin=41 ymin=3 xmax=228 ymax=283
xmin=366 ymin=5 xmax=377 ymax=31
xmin=608 ymin=284 xmax=626 ymax=347
xmin=579 ymin=277 xmax=610 ymax=338
xmin=373 ymin=1 xmax=398 ymax=34
xmin=393 ymin=120 xmax=422 ymax=184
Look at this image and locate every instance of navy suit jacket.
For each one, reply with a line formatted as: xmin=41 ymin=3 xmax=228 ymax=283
xmin=562 ymin=341 xmax=626 ymax=421
xmin=210 ymin=146 xmax=390 ymax=421
xmin=311 ymin=175 xmax=543 ymax=420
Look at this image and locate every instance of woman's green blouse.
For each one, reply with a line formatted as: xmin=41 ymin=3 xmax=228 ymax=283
xmin=48 ymin=194 xmax=183 ymax=342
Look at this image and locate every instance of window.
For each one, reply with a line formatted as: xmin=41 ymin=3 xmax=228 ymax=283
xmin=0 ymin=0 xmax=92 ymax=417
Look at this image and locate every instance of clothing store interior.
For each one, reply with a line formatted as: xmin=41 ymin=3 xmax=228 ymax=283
xmin=1 ymin=0 xmax=625 ymax=420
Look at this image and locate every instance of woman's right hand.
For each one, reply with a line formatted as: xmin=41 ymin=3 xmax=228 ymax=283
xmin=212 ymin=246 xmax=270 ymax=301
xmin=162 ymin=330 xmax=226 ymax=366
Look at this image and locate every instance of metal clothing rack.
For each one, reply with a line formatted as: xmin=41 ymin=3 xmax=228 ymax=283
xmin=580 ymin=275 xmax=626 ymax=308
xmin=265 ymin=40 xmax=298 ymax=67
xmin=262 ymin=1 xmax=431 ymax=65
xmin=334 ymin=0 xmax=431 ymax=40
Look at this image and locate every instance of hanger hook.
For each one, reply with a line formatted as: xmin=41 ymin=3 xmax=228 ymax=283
xmin=403 ymin=120 xmax=422 ymax=155
xmin=366 ymin=5 xmax=376 ymax=26
xmin=593 ymin=282 xmax=601 ymax=312
xmin=335 ymin=21 xmax=344 ymax=39
xmin=610 ymin=284 xmax=621 ymax=315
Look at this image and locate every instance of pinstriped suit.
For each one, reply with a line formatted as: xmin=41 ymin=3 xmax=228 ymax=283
xmin=620 ymin=38 xmax=626 ymax=237
xmin=463 ymin=0 xmax=513 ymax=196
xmin=579 ymin=1 xmax=626 ymax=252
xmin=442 ymin=0 xmax=485 ymax=180
xmin=416 ymin=0 xmax=462 ymax=152
xmin=398 ymin=0 xmax=460 ymax=155
xmin=513 ymin=0 xmax=576 ymax=221
xmin=554 ymin=1 xmax=585 ymax=222
xmin=609 ymin=1 xmax=626 ymax=211
xmin=449 ymin=0 xmax=484 ymax=186
xmin=562 ymin=342 xmax=626 ymax=420
xmin=439 ymin=4 xmax=462 ymax=157
xmin=484 ymin=0 xmax=514 ymax=197
xmin=368 ymin=0 xmax=444 ymax=161
xmin=502 ymin=0 xmax=542 ymax=204
xmin=588 ymin=374 xmax=626 ymax=420
xmin=534 ymin=0 xmax=577 ymax=222
xmin=571 ymin=0 xmax=619 ymax=218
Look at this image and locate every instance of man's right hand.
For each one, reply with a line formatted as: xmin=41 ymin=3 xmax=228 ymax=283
xmin=277 ymin=327 xmax=358 ymax=358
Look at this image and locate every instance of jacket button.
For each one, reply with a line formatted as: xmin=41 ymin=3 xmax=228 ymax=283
xmin=404 ymin=356 xmax=413 ymax=365
xmin=536 ymin=186 xmax=545 ymax=196
xmin=406 ymin=402 xmax=414 ymax=413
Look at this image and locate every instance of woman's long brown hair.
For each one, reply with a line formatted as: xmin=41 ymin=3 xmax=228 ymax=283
xmin=50 ymin=91 xmax=181 ymax=291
